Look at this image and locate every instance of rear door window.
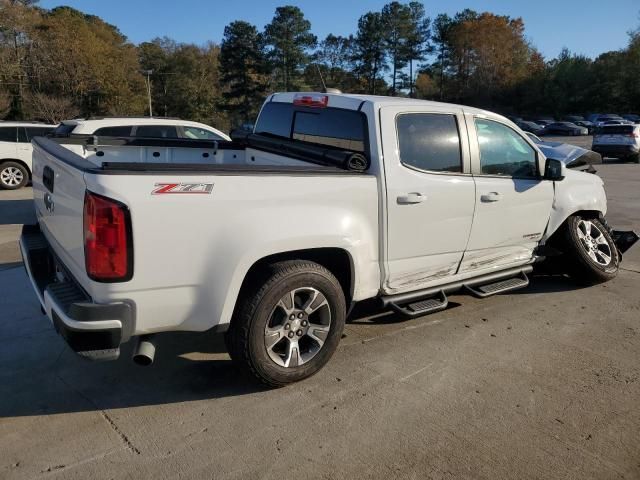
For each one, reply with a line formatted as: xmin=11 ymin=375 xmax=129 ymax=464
xmin=396 ymin=113 xmax=462 ymax=173
xmin=22 ymin=127 xmax=55 ymax=142
xmin=93 ymin=126 xmax=133 ymax=136
xmin=134 ymin=125 xmax=179 ymax=138
xmin=0 ymin=127 xmax=17 ymax=143
xmin=182 ymin=126 xmax=223 ymax=140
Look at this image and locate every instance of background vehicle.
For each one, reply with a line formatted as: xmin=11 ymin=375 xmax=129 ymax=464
xmin=574 ymin=120 xmax=595 ymax=133
xmin=590 ymin=114 xmax=625 ymax=127
xmin=526 ymin=132 xmax=602 ymax=169
xmin=53 ymin=117 xmax=230 ymax=141
xmin=542 ymin=122 xmax=588 ymax=136
xmin=592 ymin=124 xmax=640 ymax=163
xmin=622 ymin=114 xmax=640 ymax=123
xmin=564 ymin=115 xmax=585 ymax=123
xmin=516 ymin=120 xmax=544 ymax=134
xmin=534 ymin=119 xmax=554 ymax=127
xmin=0 ymin=122 xmax=56 ymax=189
xmin=20 ymin=92 xmax=636 ymax=386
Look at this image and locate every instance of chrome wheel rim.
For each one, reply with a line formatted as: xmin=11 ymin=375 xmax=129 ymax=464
xmin=576 ymin=220 xmax=612 ymax=266
xmin=0 ymin=166 xmax=24 ymax=187
xmin=264 ymin=287 xmax=331 ymax=368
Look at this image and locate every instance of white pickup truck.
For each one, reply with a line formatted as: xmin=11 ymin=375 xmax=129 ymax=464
xmin=21 ymin=92 xmax=638 ymax=386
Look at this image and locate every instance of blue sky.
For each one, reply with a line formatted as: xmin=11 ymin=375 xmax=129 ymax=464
xmin=39 ymin=0 xmax=639 ymax=60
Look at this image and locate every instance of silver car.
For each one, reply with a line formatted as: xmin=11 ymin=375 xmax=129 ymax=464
xmin=592 ymin=124 xmax=640 ymax=163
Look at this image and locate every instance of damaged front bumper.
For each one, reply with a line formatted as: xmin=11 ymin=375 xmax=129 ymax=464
xmin=612 ymin=230 xmax=640 ymax=255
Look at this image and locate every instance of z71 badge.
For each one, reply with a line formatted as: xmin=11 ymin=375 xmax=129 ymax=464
xmin=152 ymin=183 xmax=214 ymax=195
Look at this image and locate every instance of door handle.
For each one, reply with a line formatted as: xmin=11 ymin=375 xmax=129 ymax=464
xmin=397 ymin=192 xmax=426 ymax=204
xmin=480 ymin=192 xmax=503 ymax=203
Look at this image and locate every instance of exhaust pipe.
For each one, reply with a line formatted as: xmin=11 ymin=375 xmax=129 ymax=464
xmin=133 ymin=335 xmax=156 ymax=366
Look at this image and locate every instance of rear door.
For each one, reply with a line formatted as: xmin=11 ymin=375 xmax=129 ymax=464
xmin=459 ymin=114 xmax=553 ymax=273
xmin=381 ymin=105 xmax=476 ymax=293
xmin=0 ymin=126 xmax=18 ymax=160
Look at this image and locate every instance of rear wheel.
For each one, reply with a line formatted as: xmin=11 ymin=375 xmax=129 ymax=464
xmin=561 ymin=215 xmax=619 ymax=284
xmin=0 ymin=161 xmax=28 ymax=190
xmin=630 ymin=154 xmax=640 ymax=164
xmin=227 ymin=260 xmax=346 ymax=387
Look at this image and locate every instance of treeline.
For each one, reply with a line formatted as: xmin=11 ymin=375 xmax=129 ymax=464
xmin=1 ymin=0 xmax=639 ymax=130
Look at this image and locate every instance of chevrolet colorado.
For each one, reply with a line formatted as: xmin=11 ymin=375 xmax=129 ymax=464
xmin=20 ymin=92 xmax=638 ymax=386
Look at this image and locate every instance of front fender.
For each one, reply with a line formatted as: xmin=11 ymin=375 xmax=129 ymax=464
xmin=543 ymin=169 xmax=607 ymax=240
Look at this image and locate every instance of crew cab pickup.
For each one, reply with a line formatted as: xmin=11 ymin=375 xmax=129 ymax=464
xmin=21 ymin=92 xmax=638 ymax=386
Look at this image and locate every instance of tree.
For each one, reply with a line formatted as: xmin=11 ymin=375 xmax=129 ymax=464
xmin=381 ymin=2 xmax=412 ymax=95
xmin=308 ymin=34 xmax=359 ymax=91
xmin=25 ymin=91 xmax=78 ymax=122
xmin=218 ymin=21 xmax=269 ymax=126
xmin=264 ymin=5 xmax=316 ymax=92
xmin=431 ymin=13 xmax=453 ymax=99
xmin=404 ymin=2 xmax=430 ymax=97
xmin=354 ymin=11 xmax=387 ymax=94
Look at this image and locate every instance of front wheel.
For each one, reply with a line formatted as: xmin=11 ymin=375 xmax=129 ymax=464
xmin=0 ymin=161 xmax=29 ymax=190
xmin=561 ymin=215 xmax=619 ymax=284
xmin=227 ymin=260 xmax=346 ymax=387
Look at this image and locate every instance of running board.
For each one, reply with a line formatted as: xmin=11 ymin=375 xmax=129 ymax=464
xmin=382 ymin=265 xmax=534 ymax=317
xmin=387 ymin=291 xmax=448 ymax=318
xmin=464 ymin=271 xmax=530 ymax=298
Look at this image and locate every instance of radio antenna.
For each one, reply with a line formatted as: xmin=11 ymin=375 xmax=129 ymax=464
xmin=315 ymin=64 xmax=327 ymax=92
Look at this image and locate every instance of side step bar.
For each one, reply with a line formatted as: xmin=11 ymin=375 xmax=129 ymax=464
xmin=387 ymin=290 xmax=448 ymax=318
xmin=465 ymin=271 xmax=529 ymax=298
xmin=382 ymin=266 xmax=533 ymax=318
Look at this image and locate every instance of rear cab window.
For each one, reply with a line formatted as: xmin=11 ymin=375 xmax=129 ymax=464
xmin=254 ymin=102 xmax=368 ymax=155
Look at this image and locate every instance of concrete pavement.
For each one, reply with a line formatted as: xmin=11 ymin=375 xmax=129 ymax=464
xmin=0 ymin=161 xmax=639 ymax=479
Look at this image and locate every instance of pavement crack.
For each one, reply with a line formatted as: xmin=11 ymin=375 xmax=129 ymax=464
xmin=55 ymin=374 xmax=141 ymax=455
xmin=620 ymin=267 xmax=640 ymax=274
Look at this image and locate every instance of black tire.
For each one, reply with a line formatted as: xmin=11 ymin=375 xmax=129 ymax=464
xmin=561 ymin=215 xmax=619 ymax=284
xmin=227 ymin=260 xmax=346 ymax=387
xmin=630 ymin=154 xmax=640 ymax=164
xmin=0 ymin=161 xmax=29 ymax=190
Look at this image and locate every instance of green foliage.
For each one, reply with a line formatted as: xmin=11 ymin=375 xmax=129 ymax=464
xmin=219 ymin=21 xmax=270 ymax=126
xmin=264 ymin=5 xmax=316 ymax=92
xmin=0 ymin=1 xmax=639 ymax=127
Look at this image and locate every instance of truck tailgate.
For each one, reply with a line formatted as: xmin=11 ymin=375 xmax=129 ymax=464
xmin=31 ymin=139 xmax=87 ymax=282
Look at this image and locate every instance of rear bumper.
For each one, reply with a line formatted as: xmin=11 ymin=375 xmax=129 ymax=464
xmin=591 ymin=144 xmax=639 ymax=158
xmin=19 ymin=224 xmax=133 ymax=361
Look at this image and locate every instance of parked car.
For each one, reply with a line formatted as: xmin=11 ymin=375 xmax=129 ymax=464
xmin=564 ymin=115 xmax=585 ymax=123
xmin=592 ymin=124 xmax=640 ymax=163
xmin=542 ymin=122 xmax=589 ymax=136
xmin=52 ymin=117 xmax=230 ymax=141
xmin=526 ymin=132 xmax=602 ymax=169
xmin=574 ymin=120 xmax=595 ymax=134
xmin=516 ymin=120 xmax=545 ymax=135
xmin=534 ymin=119 xmax=554 ymax=127
xmin=622 ymin=114 xmax=640 ymax=123
xmin=591 ymin=114 xmax=625 ymax=127
xmin=21 ymin=92 xmax=637 ymax=386
xmin=0 ymin=122 xmax=56 ymax=189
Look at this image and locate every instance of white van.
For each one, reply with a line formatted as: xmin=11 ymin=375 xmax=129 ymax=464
xmin=0 ymin=122 xmax=56 ymax=189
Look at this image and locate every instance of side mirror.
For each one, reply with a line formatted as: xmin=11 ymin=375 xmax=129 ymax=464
xmin=543 ymin=158 xmax=566 ymax=181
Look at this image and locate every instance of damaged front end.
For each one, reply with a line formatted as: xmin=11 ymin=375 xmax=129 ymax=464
xmin=612 ymin=230 xmax=640 ymax=254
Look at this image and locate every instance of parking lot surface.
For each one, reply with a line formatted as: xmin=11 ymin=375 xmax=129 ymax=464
xmin=1 ymin=145 xmax=639 ymax=479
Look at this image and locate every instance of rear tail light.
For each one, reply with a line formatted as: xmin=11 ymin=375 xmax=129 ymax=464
xmin=83 ymin=191 xmax=133 ymax=282
xmin=293 ymin=93 xmax=329 ymax=108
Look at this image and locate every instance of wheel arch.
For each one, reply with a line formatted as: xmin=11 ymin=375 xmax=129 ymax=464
xmin=238 ymin=247 xmax=355 ymax=308
xmin=545 ymin=209 xmax=603 ymax=245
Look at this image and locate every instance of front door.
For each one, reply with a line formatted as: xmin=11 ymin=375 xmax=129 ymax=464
xmin=459 ymin=115 xmax=553 ymax=273
xmin=381 ymin=106 xmax=476 ymax=294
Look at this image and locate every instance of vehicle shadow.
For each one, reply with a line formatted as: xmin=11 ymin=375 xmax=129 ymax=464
xmin=0 ymin=328 xmax=268 ymax=419
xmin=0 ymin=199 xmax=35 ymax=225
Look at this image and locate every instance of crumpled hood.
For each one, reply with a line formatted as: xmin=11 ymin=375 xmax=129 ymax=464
xmin=536 ymin=140 xmax=602 ymax=168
